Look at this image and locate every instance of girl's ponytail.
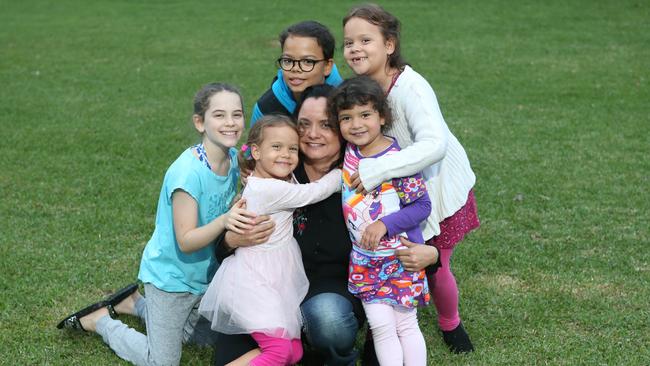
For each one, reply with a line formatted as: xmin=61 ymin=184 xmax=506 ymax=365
xmin=238 ymin=144 xmax=256 ymax=175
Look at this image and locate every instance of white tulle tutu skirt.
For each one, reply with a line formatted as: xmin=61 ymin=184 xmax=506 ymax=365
xmin=199 ymin=238 xmax=308 ymax=339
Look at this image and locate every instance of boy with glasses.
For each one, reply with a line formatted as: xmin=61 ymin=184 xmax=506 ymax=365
xmin=250 ymin=21 xmax=343 ymax=126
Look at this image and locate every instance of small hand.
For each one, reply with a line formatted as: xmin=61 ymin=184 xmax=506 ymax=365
xmin=360 ymin=221 xmax=387 ymax=250
xmin=224 ymin=198 xmax=257 ymax=234
xmin=350 ymin=172 xmax=368 ymax=195
xmin=225 ymin=215 xmax=275 ymax=248
xmin=395 ymin=237 xmax=439 ymax=272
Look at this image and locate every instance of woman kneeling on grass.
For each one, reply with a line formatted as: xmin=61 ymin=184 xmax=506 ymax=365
xmin=212 ymin=84 xmax=442 ymax=366
xmin=57 ymin=83 xmax=259 ymax=366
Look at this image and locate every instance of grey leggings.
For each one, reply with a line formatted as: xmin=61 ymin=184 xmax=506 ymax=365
xmin=96 ymin=283 xmax=217 ymax=366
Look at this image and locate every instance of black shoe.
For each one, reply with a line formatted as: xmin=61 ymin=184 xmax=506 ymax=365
xmin=104 ymin=283 xmax=139 ymax=318
xmin=56 ymin=300 xmax=107 ymax=331
xmin=442 ymin=322 xmax=474 ymax=354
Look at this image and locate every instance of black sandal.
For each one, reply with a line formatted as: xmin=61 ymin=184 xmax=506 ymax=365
xmin=105 ymin=283 xmax=139 ymax=318
xmin=56 ymin=283 xmax=139 ymax=330
xmin=56 ymin=300 xmax=107 ymax=331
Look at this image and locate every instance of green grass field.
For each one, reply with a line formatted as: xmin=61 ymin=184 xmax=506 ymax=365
xmin=1 ymin=0 xmax=648 ymax=364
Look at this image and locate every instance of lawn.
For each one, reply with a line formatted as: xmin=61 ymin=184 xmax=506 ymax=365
xmin=1 ymin=0 xmax=648 ymax=364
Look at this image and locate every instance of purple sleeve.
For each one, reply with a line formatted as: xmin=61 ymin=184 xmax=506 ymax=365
xmin=379 ymin=173 xmax=431 ymax=238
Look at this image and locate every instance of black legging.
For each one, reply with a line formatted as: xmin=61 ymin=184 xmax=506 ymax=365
xmin=213 ymin=332 xmax=257 ymax=366
xmin=212 ymin=332 xmax=379 ymax=366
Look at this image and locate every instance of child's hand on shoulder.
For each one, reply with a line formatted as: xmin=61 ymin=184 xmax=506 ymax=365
xmin=360 ymin=220 xmax=387 ymax=250
xmin=224 ymin=198 xmax=257 ymax=234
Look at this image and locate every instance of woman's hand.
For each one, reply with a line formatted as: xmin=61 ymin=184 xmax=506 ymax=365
xmin=224 ymin=215 xmax=276 ymax=249
xmin=360 ymin=220 xmax=387 ymax=250
xmin=350 ymin=172 xmax=368 ymax=195
xmin=224 ymin=198 xmax=257 ymax=234
xmin=395 ymin=237 xmax=439 ymax=272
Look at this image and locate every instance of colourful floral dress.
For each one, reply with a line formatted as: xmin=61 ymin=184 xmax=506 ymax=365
xmin=342 ymin=140 xmax=431 ymax=308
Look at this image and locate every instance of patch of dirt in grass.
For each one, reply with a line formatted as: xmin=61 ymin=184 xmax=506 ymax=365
xmin=566 ymin=281 xmax=627 ymax=301
xmin=475 ymin=273 xmax=523 ymax=293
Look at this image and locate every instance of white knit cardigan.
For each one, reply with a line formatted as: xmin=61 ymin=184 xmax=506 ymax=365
xmin=358 ymin=66 xmax=476 ymax=240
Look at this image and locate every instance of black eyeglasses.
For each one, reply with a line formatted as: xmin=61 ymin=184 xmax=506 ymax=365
xmin=277 ymin=57 xmax=326 ymax=72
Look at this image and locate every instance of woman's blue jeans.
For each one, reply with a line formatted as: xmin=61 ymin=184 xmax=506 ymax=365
xmin=301 ymin=293 xmax=360 ymax=366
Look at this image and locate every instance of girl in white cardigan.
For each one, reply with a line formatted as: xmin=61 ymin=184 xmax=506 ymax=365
xmin=342 ymin=3 xmax=480 ymax=354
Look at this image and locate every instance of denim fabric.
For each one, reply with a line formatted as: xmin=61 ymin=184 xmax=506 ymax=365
xmin=301 ymin=293 xmax=359 ymax=366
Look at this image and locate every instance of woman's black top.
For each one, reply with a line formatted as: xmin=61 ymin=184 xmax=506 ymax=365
xmin=293 ymin=163 xmax=363 ymax=320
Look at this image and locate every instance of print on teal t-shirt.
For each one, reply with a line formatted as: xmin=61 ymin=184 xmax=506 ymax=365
xmin=138 ymin=147 xmax=239 ymax=295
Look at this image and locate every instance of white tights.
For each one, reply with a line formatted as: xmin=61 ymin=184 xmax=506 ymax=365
xmin=363 ymin=303 xmax=427 ymax=366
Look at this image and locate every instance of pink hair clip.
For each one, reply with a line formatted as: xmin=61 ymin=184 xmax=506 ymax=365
xmin=241 ymin=144 xmax=252 ymax=159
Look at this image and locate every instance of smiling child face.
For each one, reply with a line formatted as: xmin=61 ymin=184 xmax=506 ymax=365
xmin=281 ymin=35 xmax=333 ymax=100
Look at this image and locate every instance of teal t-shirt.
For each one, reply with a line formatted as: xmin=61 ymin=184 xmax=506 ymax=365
xmin=138 ymin=147 xmax=239 ymax=294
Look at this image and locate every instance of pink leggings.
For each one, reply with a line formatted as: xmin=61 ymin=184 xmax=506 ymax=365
xmin=363 ymin=303 xmax=427 ymax=366
xmin=250 ymin=333 xmax=302 ymax=366
xmin=429 ymin=247 xmax=461 ymax=331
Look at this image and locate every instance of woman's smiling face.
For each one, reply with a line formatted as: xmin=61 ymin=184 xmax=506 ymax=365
xmin=297 ymin=96 xmax=341 ymax=166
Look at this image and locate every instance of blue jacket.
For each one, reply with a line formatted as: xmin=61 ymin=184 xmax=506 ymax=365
xmin=250 ymin=64 xmax=343 ymax=126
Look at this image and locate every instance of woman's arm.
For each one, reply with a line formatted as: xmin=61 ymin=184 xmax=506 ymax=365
xmin=359 ymin=174 xmax=431 ymax=249
xmin=172 ymin=191 xmax=257 ymax=253
xmin=396 ymin=238 xmax=440 ymax=272
xmin=214 ymin=216 xmax=275 ymax=262
xmin=355 ymin=77 xmax=449 ymax=192
xmin=223 ymin=217 xmax=276 ymax=249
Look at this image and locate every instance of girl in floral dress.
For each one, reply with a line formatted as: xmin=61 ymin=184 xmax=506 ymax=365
xmin=329 ymin=76 xmax=431 ymax=366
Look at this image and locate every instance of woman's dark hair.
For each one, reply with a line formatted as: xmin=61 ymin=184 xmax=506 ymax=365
xmin=328 ymin=76 xmax=393 ymax=132
xmin=193 ymin=83 xmax=244 ymax=120
xmin=343 ymin=3 xmax=407 ymax=70
xmin=238 ymin=114 xmax=298 ymax=172
xmin=280 ymin=21 xmax=336 ymax=60
xmin=294 ymin=84 xmax=335 ymax=119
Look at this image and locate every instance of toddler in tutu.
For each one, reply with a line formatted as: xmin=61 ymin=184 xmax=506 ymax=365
xmin=199 ymin=114 xmax=341 ymax=365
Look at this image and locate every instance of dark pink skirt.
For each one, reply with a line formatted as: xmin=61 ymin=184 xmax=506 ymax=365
xmin=426 ymin=189 xmax=479 ymax=249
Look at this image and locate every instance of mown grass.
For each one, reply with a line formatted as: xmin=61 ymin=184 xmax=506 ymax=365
xmin=1 ymin=0 xmax=648 ymax=364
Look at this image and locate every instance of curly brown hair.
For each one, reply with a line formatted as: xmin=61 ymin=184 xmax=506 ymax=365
xmin=327 ymin=76 xmax=393 ymax=132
